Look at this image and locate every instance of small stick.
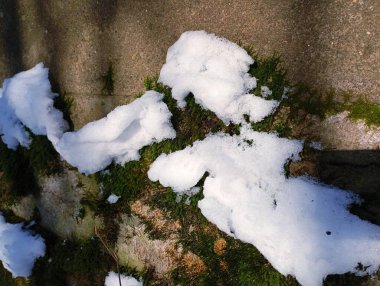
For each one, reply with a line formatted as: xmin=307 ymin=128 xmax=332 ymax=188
xmin=94 ymin=226 xmax=122 ymax=286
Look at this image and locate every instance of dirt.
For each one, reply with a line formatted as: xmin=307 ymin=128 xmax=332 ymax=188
xmin=0 ymin=0 xmax=379 ymax=128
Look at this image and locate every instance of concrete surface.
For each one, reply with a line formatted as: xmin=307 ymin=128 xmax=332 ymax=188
xmin=0 ymin=0 xmax=379 ymax=128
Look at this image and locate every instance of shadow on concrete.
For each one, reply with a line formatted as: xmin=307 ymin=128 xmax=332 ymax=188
xmin=90 ymin=0 xmax=119 ymax=28
xmin=310 ymin=149 xmax=380 ymax=225
xmin=290 ymin=0 xmax=329 ymax=91
xmin=0 ymin=0 xmax=23 ymax=74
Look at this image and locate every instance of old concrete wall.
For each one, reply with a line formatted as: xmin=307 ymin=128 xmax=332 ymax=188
xmin=0 ymin=0 xmax=379 ymax=128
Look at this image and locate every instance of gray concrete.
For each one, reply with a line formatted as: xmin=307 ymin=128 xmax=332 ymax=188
xmin=0 ymin=0 xmax=379 ymax=128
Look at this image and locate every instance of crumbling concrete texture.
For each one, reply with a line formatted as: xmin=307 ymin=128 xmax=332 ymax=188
xmin=0 ymin=0 xmax=379 ymax=128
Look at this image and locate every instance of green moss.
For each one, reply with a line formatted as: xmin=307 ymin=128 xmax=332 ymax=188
xmin=100 ymin=161 xmax=146 ymax=200
xmin=144 ymin=76 xmax=229 ymax=139
xmin=32 ymin=256 xmax=67 ymax=286
xmin=323 ymin=272 xmax=371 ymax=286
xmin=349 ymin=100 xmax=380 ymax=126
xmin=285 ymin=86 xmax=380 ymax=128
xmin=0 ymin=263 xmax=28 ymax=286
xmin=26 ymin=135 xmax=61 ymax=175
xmin=274 ymin=123 xmax=292 ymax=137
xmin=0 ymin=141 xmax=39 ymax=197
xmin=57 ymin=238 xmax=104 ymax=274
xmin=31 ymin=237 xmax=111 ymax=286
xmin=171 ymin=200 xmax=300 ymax=286
xmin=246 ymin=48 xmax=287 ymax=101
xmin=53 ymin=91 xmax=74 ymax=130
xmin=285 ymin=86 xmax=347 ymax=121
xmin=0 ymin=133 xmax=63 ymax=207
xmin=250 ymin=111 xmax=291 ymax=138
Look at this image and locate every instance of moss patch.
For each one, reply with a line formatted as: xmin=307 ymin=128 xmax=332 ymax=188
xmin=349 ymin=99 xmax=380 ymax=127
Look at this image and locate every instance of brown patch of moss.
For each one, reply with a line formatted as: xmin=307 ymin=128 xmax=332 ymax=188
xmin=131 ymin=200 xmax=181 ymax=235
xmin=213 ymin=238 xmax=227 ymax=256
xmin=182 ymin=252 xmax=207 ymax=276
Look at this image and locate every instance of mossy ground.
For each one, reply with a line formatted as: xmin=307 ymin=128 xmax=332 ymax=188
xmin=0 ymin=48 xmax=379 ymax=285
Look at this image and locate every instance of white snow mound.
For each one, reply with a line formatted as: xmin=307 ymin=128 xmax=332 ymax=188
xmin=159 ymin=30 xmax=278 ymax=124
xmin=105 ymin=272 xmax=142 ymax=286
xmin=148 ymin=126 xmax=380 ymax=286
xmin=55 ymin=91 xmax=176 ymax=174
xmin=0 ymin=214 xmax=45 ymax=277
xmin=0 ymin=63 xmax=68 ymax=149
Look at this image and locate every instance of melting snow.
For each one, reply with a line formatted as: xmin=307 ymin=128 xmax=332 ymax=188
xmin=0 ymin=63 xmax=68 ymax=149
xmin=107 ymin=194 xmax=120 ymax=204
xmin=149 ymin=125 xmax=380 ymax=286
xmin=0 ymin=66 xmax=175 ymax=175
xmin=159 ymin=30 xmax=278 ymax=124
xmin=260 ymin=85 xmax=272 ymax=98
xmin=105 ymin=272 xmax=142 ymax=286
xmin=55 ymin=91 xmax=176 ymax=174
xmin=0 ymin=214 xmax=45 ymax=277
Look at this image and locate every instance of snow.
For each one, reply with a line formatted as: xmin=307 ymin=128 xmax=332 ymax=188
xmin=260 ymin=85 xmax=272 ymax=98
xmin=0 ymin=214 xmax=45 ymax=277
xmin=0 ymin=63 xmax=68 ymax=149
xmin=158 ymin=30 xmax=278 ymax=124
xmin=0 ymin=65 xmax=175 ymax=175
xmin=107 ymin=194 xmax=120 ymax=204
xmin=309 ymin=141 xmax=323 ymax=150
xmin=105 ymin=272 xmax=142 ymax=286
xmin=55 ymin=91 xmax=176 ymax=174
xmin=175 ymin=186 xmax=200 ymax=205
xmin=148 ymin=125 xmax=380 ymax=286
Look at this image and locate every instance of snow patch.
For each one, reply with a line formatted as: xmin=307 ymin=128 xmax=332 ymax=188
xmin=105 ymin=272 xmax=142 ymax=286
xmin=159 ymin=30 xmax=278 ymax=124
xmin=0 ymin=214 xmax=45 ymax=277
xmin=0 ymin=66 xmax=176 ymax=175
xmin=107 ymin=194 xmax=120 ymax=204
xmin=148 ymin=126 xmax=380 ymax=286
xmin=54 ymin=91 xmax=176 ymax=174
xmin=309 ymin=141 xmax=323 ymax=150
xmin=260 ymin=85 xmax=272 ymax=98
xmin=0 ymin=63 xmax=68 ymax=149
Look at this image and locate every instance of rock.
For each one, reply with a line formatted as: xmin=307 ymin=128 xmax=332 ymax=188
xmin=116 ymin=215 xmax=182 ymax=278
xmin=294 ymin=111 xmax=380 ymax=150
xmin=10 ymin=195 xmax=36 ymax=220
xmin=36 ymin=168 xmax=103 ymax=238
